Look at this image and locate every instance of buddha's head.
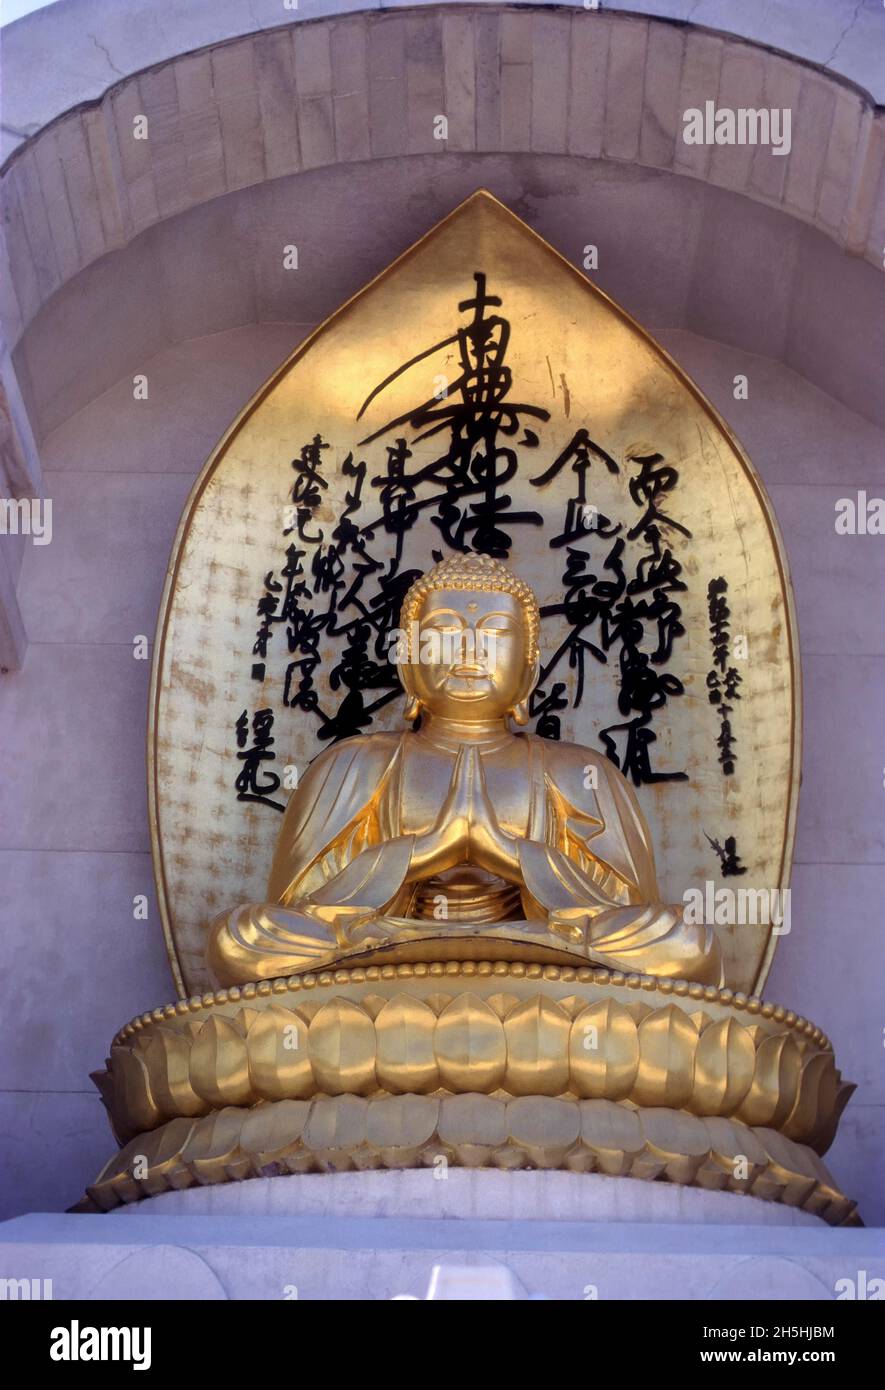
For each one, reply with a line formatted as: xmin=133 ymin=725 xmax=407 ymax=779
xmin=397 ymin=555 xmax=540 ymax=724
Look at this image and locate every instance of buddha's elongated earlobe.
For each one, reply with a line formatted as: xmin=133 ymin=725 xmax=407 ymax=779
xmin=510 ymin=657 xmax=539 ymax=726
xmin=397 ymin=653 xmax=421 ymax=722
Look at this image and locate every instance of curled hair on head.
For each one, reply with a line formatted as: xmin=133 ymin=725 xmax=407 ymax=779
xmin=399 ymin=554 xmax=540 ymax=665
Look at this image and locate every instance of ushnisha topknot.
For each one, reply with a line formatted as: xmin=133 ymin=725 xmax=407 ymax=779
xmin=399 ymin=554 xmax=540 ymax=664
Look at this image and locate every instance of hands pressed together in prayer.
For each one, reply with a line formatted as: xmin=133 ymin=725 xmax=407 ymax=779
xmin=407 ymin=745 xmax=521 ymax=883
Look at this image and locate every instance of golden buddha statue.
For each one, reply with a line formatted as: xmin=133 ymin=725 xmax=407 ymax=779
xmin=87 ymin=203 xmax=856 ymax=1225
xmin=208 ymin=556 xmax=721 ymax=987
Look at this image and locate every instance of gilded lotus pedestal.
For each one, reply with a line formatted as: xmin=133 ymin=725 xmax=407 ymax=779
xmin=89 ymin=956 xmax=856 ymax=1224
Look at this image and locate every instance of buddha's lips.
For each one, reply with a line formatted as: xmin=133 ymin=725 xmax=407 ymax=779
xmin=443 ymin=684 xmax=493 ymax=699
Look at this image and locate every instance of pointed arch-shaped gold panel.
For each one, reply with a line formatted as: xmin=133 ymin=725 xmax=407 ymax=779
xmin=150 ymin=191 xmax=800 ymax=999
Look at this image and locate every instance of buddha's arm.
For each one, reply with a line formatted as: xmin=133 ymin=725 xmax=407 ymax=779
xmin=209 ymin=736 xmax=454 ymax=984
xmin=513 ymin=744 xmax=662 ymax=909
xmin=516 ymin=747 xmax=722 ymax=984
xmin=462 ymin=743 xmax=640 ymax=903
xmin=266 ymin=736 xmax=397 ymax=904
xmin=267 ymin=735 xmax=472 ymax=923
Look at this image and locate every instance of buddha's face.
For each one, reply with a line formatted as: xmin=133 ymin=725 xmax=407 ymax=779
xmin=402 ymin=586 xmax=533 ymax=719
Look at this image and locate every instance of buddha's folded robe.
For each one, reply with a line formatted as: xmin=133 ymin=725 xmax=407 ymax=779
xmin=208 ymin=731 xmax=721 ymax=986
xmin=208 ymin=898 xmax=720 ymax=985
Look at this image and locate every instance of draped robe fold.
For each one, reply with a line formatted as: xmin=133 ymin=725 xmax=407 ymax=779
xmin=208 ymin=731 xmax=721 ymax=987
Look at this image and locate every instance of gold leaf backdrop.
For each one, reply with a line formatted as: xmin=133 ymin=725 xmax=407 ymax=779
xmin=150 ymin=192 xmax=799 ymax=998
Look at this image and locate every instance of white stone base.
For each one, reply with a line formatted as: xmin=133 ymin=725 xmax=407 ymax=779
xmin=2 ymin=1172 xmax=882 ymax=1300
xmin=108 ymin=1169 xmax=826 ymax=1227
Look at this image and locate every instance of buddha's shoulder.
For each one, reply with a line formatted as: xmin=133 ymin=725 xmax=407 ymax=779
xmin=526 ymin=734 xmax=623 ymax=794
xmin=304 ymin=730 xmax=405 ymax=777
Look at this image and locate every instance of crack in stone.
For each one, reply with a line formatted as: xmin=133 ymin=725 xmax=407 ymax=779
xmin=88 ymin=32 xmax=125 ymax=80
xmin=822 ymin=0 xmax=864 ymax=68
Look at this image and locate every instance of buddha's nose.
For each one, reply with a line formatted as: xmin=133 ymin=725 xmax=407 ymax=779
xmin=451 ymin=629 xmax=487 ymax=672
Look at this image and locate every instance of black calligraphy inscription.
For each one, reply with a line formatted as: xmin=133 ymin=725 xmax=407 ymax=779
xmin=705 ymin=831 xmax=747 ymax=878
xmin=531 ymin=443 xmax=691 ymax=785
xmin=706 ymin=576 xmax=742 ymax=775
xmin=235 ymin=272 xmax=696 ymax=801
xmin=234 ymin=708 xmax=285 ymax=813
xmin=285 ymin=434 xmax=329 ymax=544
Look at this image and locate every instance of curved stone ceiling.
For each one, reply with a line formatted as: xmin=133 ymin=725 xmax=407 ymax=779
xmin=2 ymin=0 xmax=884 ymax=161
xmin=2 ymin=4 xmax=884 ymax=350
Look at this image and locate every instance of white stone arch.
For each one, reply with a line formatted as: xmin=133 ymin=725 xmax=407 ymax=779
xmin=2 ymin=5 xmax=883 ymax=389
xmin=2 ymin=4 xmax=883 ymax=332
